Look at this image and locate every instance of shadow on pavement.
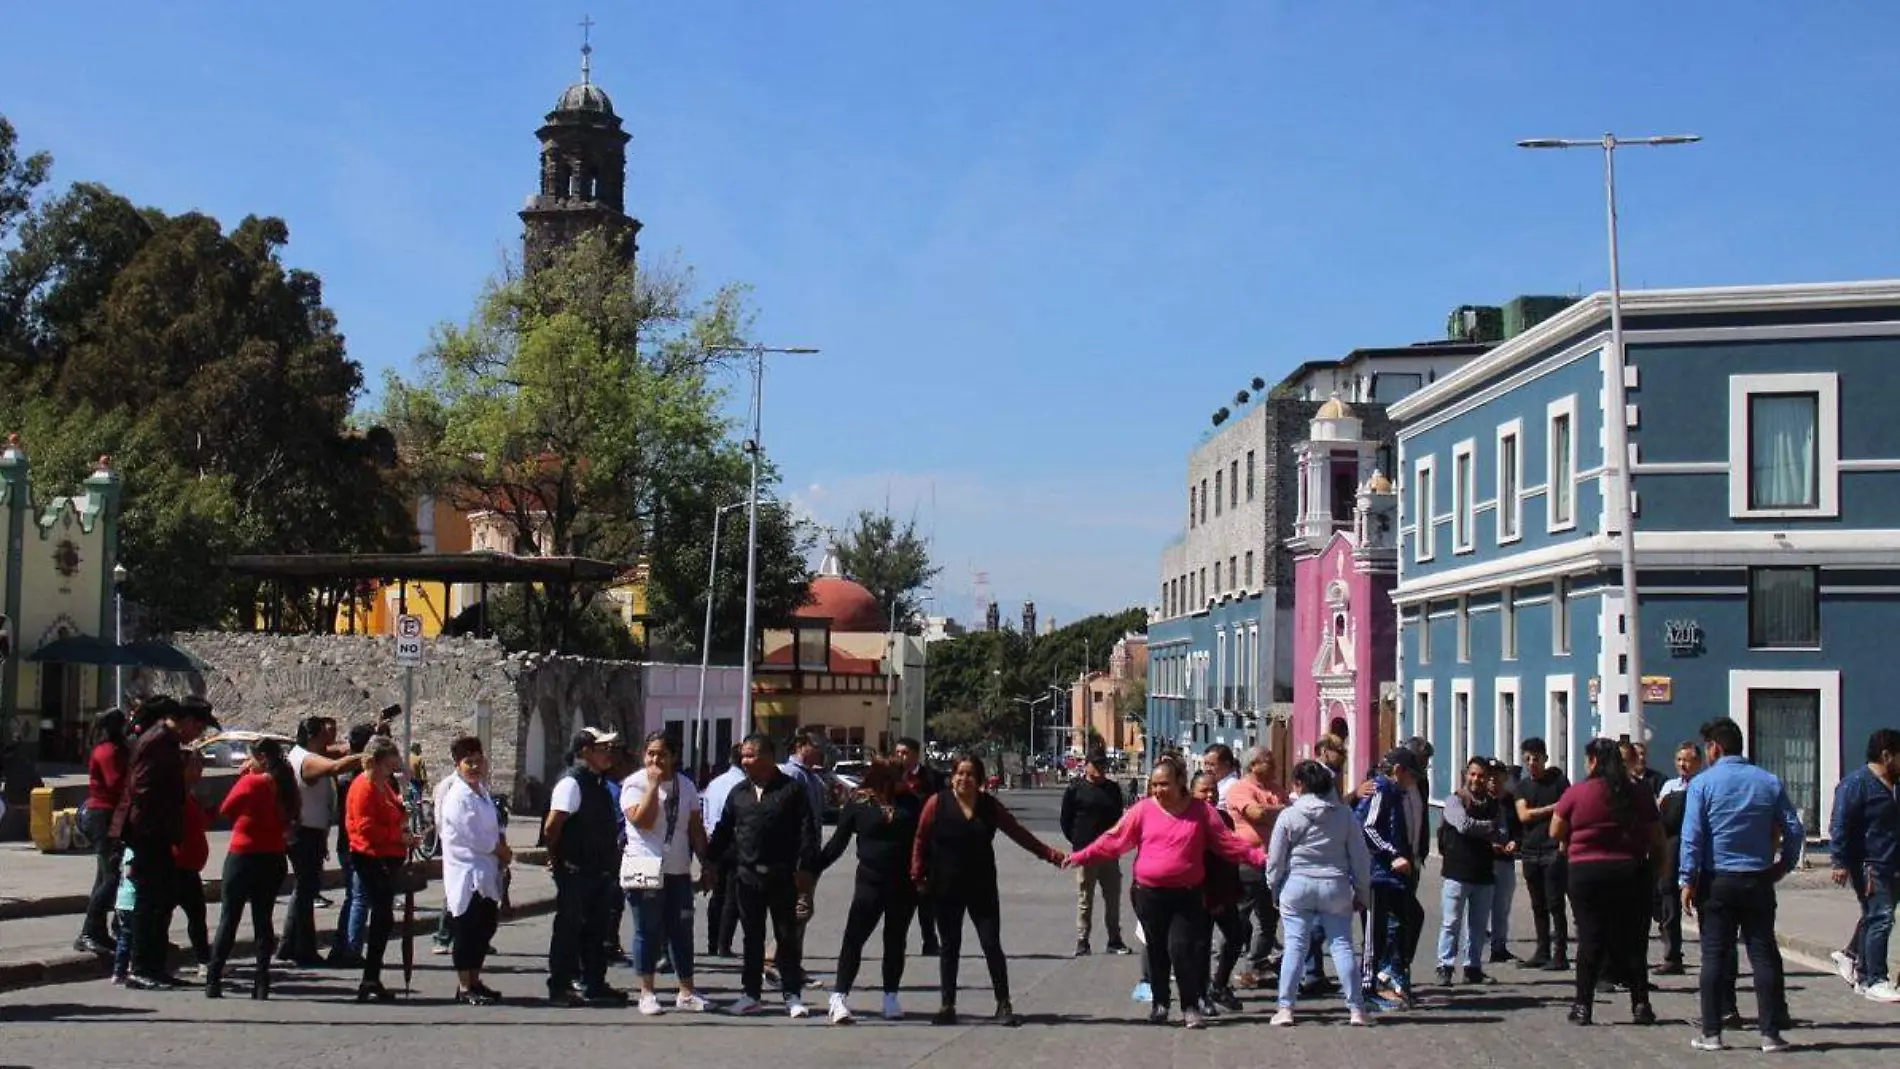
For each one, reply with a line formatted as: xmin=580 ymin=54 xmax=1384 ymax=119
xmin=0 ymin=1002 xmax=154 ymax=1022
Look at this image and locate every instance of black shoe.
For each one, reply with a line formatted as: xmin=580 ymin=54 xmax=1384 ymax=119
xmin=548 ymin=988 xmax=587 ymax=1008
xmin=355 ymin=981 xmax=396 ymax=1004
xmin=932 ymin=1005 xmax=957 ymax=1025
xmin=582 ymin=985 xmax=630 ymax=1005
xmin=921 ymin=942 xmax=941 ymax=957
xmin=74 ymin=935 xmax=113 ymax=956
xmin=993 ymin=1002 xmax=1020 ymax=1027
xmin=1148 ymin=1003 xmax=1170 ymax=1025
xmin=204 ymin=978 xmax=223 ymax=1000
xmin=1105 ymin=941 xmax=1133 ymax=956
xmin=1632 ymin=1002 xmax=1656 ymax=1026
xmin=456 ymin=987 xmax=501 ymax=1006
xmin=327 ymin=950 xmax=364 ymax=968
xmin=1075 ymin=940 xmax=1091 ymax=957
xmin=1544 ymin=954 xmax=1570 ymax=972
xmin=1435 ymin=966 xmax=1455 ymax=986
xmin=1489 ymin=947 xmax=1517 ymax=964
xmin=251 ymin=971 xmax=271 ymax=1001
xmin=1197 ymin=996 xmax=1222 ymax=1018
xmin=1212 ymin=986 xmax=1244 ymax=1014
xmin=125 ymin=974 xmax=174 ymax=991
xmin=1654 ymin=960 xmax=1685 ymax=976
xmin=1464 ymin=967 xmax=1492 ymax=986
xmin=1568 ymin=1001 xmax=1592 ymax=1025
xmin=1523 ymin=951 xmax=1550 ymax=969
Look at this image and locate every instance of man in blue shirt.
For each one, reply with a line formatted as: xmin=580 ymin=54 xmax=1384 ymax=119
xmin=1679 ymin=717 xmax=1804 ymax=1053
xmin=1828 ymin=728 xmax=1900 ymax=1002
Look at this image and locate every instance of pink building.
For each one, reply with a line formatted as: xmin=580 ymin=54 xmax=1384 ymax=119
xmin=1287 ymin=397 xmax=1400 ymax=787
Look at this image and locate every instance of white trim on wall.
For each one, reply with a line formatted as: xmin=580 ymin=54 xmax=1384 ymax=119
xmin=1727 ymin=668 xmax=1842 ymax=832
xmin=1453 ymin=439 xmax=1476 ymax=554
xmin=1497 ymin=418 xmax=1524 ymax=546
xmin=1547 ymin=394 xmax=1579 ymax=534
xmin=1414 ymin=455 xmax=1437 ymax=564
xmin=1495 ymin=677 xmax=1522 ymax=767
xmin=1412 ymin=678 xmax=1435 ymax=753
xmin=1544 ymin=674 xmax=1577 ymax=782
xmin=1450 ymin=679 xmax=1475 ymax=783
xmin=1727 ymin=372 xmax=1841 ymax=520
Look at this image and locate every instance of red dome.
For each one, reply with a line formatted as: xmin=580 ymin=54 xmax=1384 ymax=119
xmin=797 ymin=575 xmax=887 ymax=632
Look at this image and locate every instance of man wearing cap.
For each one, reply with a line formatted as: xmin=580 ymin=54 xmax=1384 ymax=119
xmin=1060 ymin=749 xmax=1130 ymax=957
xmin=1357 ymin=746 xmax=1427 ymax=1007
xmin=115 ymin=695 xmax=218 ymax=989
xmin=543 ymin=727 xmax=630 ymax=1007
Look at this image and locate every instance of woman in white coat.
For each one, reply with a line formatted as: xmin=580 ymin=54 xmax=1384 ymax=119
xmin=439 ymin=736 xmax=512 ymax=1004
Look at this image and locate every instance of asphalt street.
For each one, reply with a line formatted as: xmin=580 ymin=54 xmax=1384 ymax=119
xmin=0 ymin=789 xmax=1892 ymax=1068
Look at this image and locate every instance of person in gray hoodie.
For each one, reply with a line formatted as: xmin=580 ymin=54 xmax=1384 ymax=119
xmin=1265 ymin=759 xmax=1374 ymax=1027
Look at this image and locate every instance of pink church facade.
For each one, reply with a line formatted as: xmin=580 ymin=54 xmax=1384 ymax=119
xmin=1288 ymin=397 xmax=1399 ymax=788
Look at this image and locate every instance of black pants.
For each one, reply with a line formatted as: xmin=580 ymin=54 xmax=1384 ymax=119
xmin=1133 ymin=884 xmax=1209 ymax=1011
xmin=211 ymin=851 xmax=287 ymax=981
xmin=1657 ymin=881 xmax=1685 ymax=964
xmin=1521 ymin=854 xmax=1569 ymax=957
xmin=453 ymin=894 xmax=501 ymax=974
xmin=547 ymin=867 xmax=618 ymax=993
xmin=1697 ymin=872 xmax=1786 ymax=1037
xmin=916 ymin=890 xmax=941 ymax=952
xmin=176 ymin=871 xmax=210 ymax=964
xmin=836 ymin=872 xmax=917 ymax=996
xmin=737 ymin=874 xmax=801 ymax=999
xmin=1205 ymin=903 xmax=1248 ymax=992
xmin=1567 ymin=859 xmax=1649 ymax=1009
xmin=1236 ymin=870 xmax=1276 ymax=973
xmin=80 ymin=809 xmax=122 ymax=943
xmin=936 ymin=883 xmax=1010 ymax=1007
xmin=128 ymin=841 xmax=179 ymax=979
xmin=279 ymin=827 xmax=328 ymax=964
xmin=353 ymin=854 xmax=399 ymax=986
xmin=707 ymin=860 xmax=738 ymax=953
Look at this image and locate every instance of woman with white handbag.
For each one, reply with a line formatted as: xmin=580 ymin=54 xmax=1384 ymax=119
xmin=620 ymin=731 xmax=714 ymax=1015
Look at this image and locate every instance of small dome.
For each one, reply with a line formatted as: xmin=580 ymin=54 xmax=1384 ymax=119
xmin=556 ymin=82 xmax=615 ymax=116
xmin=1363 ymin=469 xmax=1393 ymax=494
xmin=798 ymin=575 xmax=887 ymax=633
xmin=1316 ymin=392 xmax=1355 ymax=420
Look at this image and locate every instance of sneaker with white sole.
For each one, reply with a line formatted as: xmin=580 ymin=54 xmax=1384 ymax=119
xmin=729 ymin=995 xmax=765 ymax=1016
xmin=675 ymin=992 xmax=712 ymax=1013
xmin=1271 ymin=1007 xmax=1295 ymax=1027
xmin=1349 ymin=1007 xmax=1374 ymax=1027
xmin=882 ymin=992 xmax=903 ymax=1020
xmin=1830 ymin=950 xmax=1857 ymax=986
xmin=787 ymin=995 xmax=810 ymax=1019
xmin=1864 ymin=981 xmax=1900 ymax=1004
xmin=637 ymin=993 xmax=664 ymax=1016
xmin=1691 ymin=1035 xmax=1726 ymax=1052
xmin=1760 ymin=1034 xmax=1792 ymax=1053
xmin=828 ymin=993 xmax=854 ymax=1025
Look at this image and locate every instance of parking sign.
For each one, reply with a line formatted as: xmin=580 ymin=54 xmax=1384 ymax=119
xmin=395 ymin=614 xmax=424 ymax=667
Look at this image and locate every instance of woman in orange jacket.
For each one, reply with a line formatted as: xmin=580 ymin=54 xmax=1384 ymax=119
xmin=347 ymin=736 xmax=415 ymax=1002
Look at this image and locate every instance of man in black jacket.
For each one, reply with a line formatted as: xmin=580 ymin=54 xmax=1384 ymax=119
xmin=119 ymin=695 xmax=217 ymax=989
xmin=1435 ymin=756 xmax=1503 ymax=986
xmin=710 ymin=733 xmax=821 ymax=1017
xmin=542 ymin=727 xmax=628 ymax=1007
xmin=894 ymin=736 xmax=945 ymax=956
xmin=1060 ymin=750 xmax=1129 ymax=957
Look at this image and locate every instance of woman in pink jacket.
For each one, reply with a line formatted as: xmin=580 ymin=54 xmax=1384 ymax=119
xmin=1066 ymin=756 xmax=1266 ymax=1029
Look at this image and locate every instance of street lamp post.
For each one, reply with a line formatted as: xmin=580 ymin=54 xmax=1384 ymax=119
xmin=702 ymin=343 xmax=819 ymax=743
xmin=1518 ymin=132 xmax=1699 ymax=747
xmin=692 ymin=500 xmax=748 ymax=775
xmin=112 ymin=563 xmax=127 ymax=710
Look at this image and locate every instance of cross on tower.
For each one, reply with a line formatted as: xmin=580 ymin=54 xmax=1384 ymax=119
xmin=578 ymin=14 xmax=595 ymax=83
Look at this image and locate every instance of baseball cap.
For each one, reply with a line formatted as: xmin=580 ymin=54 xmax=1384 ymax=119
xmin=1383 ymin=747 xmax=1423 ymax=777
xmin=569 ymin=727 xmax=621 ymax=755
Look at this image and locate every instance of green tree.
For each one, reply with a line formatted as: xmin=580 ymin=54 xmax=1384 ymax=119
xmin=923 ymin=608 xmax=1148 ymax=752
xmin=0 ymin=115 xmax=50 ymax=243
xmin=829 ymin=508 xmax=940 ymax=630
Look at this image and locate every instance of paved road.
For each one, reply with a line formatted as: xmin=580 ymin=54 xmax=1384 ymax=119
xmin=0 ymin=789 xmax=1892 ymax=1067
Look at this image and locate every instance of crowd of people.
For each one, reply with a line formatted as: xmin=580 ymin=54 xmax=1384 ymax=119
xmin=67 ymin=696 xmax=1898 ymax=1050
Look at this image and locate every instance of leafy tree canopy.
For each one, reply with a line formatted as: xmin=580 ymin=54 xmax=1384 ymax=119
xmin=829 ymin=508 xmax=940 ymax=632
xmin=924 ymin=607 xmax=1147 ymax=752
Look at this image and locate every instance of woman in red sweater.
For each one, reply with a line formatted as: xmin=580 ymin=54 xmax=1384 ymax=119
xmin=207 ymin=738 xmax=299 ymax=1000
xmin=1066 ymin=756 xmax=1265 ymax=1030
xmin=347 ymin=736 xmax=415 ymax=1003
xmin=77 ymin=709 xmax=130 ymax=954
xmin=173 ymin=751 xmax=213 ymax=975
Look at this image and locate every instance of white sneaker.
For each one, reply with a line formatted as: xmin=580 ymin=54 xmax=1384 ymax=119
xmin=881 ymin=992 xmax=903 ymax=1020
xmin=828 ymin=993 xmax=854 ymax=1025
xmin=637 ymin=992 xmax=664 ymax=1016
xmin=675 ymin=991 xmax=712 ymax=1013
xmin=1271 ymin=1006 xmax=1295 ymax=1027
xmin=1760 ymin=1035 xmax=1792 ymax=1053
xmin=787 ymin=994 xmax=810 ymax=1019
xmin=1832 ymin=950 xmax=1858 ymax=987
xmin=729 ymin=995 xmax=766 ymax=1016
xmin=1864 ymin=980 xmax=1900 ymax=1004
xmin=1691 ymin=1035 xmax=1726 ymax=1052
xmin=1349 ymin=1007 xmax=1374 ymax=1026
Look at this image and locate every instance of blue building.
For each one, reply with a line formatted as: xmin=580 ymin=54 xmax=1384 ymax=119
xmin=1392 ymin=280 xmax=1900 ymax=834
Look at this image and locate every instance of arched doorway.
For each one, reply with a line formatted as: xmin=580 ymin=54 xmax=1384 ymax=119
xmin=1329 ymin=712 xmax=1353 ymax=788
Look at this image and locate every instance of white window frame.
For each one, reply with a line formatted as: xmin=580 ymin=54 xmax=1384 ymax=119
xmin=1727 ymin=372 xmax=1840 ymax=520
xmin=1495 ymin=677 xmax=1521 ymax=766
xmin=1413 ymin=679 xmax=1435 ymax=757
xmin=1416 ymin=603 xmax=1432 ymax=666
xmin=1545 ymin=674 xmax=1576 ymax=782
xmin=1727 ymin=668 xmax=1841 ymax=831
xmin=1413 ymin=455 xmax=1437 ymax=563
xmin=1216 ymin=630 xmax=1227 ymax=708
xmin=1547 ymin=395 xmax=1578 ymax=533
xmin=1501 ymin=586 xmax=1518 ymax=661
xmin=1496 ymin=418 xmax=1523 ymax=545
xmin=1456 ymin=596 xmax=1470 ymax=663
xmin=1553 ymin=576 xmax=1571 ymax=656
xmin=1452 ymin=439 xmax=1476 ymax=553
xmin=1451 ymin=678 xmax=1475 ymax=778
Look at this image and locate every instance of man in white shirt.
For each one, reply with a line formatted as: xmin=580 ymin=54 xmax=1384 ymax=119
xmin=1201 ymin=744 xmax=1241 ymax=808
xmin=280 ymin=717 xmax=364 ymax=966
xmin=702 ymin=746 xmax=746 ymax=958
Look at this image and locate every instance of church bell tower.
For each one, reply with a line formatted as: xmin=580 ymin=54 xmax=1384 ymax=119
xmin=520 ymin=19 xmax=642 ymax=271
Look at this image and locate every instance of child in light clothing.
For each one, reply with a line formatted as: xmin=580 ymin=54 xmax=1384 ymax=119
xmin=111 ymin=846 xmax=138 ymax=983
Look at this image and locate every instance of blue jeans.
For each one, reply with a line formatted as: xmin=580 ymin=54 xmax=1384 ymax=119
xmin=330 ymin=854 xmax=368 ymax=957
xmin=1437 ymin=878 xmax=1494 ymax=968
xmin=1851 ymin=867 xmax=1896 ymax=986
xmin=1490 ymin=859 xmax=1517 ymax=953
xmin=1278 ymin=906 xmax=1362 ymax=1010
xmin=628 ymin=875 xmax=697 ymax=982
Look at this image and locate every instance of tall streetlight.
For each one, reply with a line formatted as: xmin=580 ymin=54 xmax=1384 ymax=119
xmin=692 ymin=499 xmax=749 ymax=774
xmin=1517 ymin=132 xmax=1700 ymax=747
xmin=703 ymin=343 xmax=819 ymax=742
xmin=111 ymin=563 xmax=127 ymax=710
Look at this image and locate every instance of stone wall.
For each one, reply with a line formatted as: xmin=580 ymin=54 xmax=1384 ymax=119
xmin=160 ymin=634 xmax=653 ymax=812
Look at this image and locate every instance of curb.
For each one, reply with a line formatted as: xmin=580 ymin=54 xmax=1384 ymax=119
xmin=0 ymin=863 xmax=434 ymax=923
xmin=0 ymin=848 xmax=551 ymax=994
xmin=1680 ymin=916 xmax=1838 ymax=974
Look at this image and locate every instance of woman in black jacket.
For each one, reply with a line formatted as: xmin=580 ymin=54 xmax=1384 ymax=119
xmin=911 ymin=754 xmax=1066 ymax=1027
xmin=817 ymin=758 xmax=923 ymax=1025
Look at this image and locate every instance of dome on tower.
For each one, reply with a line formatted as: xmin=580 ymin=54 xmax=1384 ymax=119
xmin=795 ymin=551 xmax=888 ymax=632
xmin=1363 ymin=470 xmax=1393 ymax=494
xmin=1316 ymin=393 xmax=1356 ymax=420
xmin=556 ymin=81 xmax=615 ymax=116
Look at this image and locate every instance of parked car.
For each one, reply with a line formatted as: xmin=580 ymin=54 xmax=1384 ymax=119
xmin=199 ymin=739 xmax=251 ymax=768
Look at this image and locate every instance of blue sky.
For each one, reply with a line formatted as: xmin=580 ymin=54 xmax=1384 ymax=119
xmin=6 ymin=2 xmax=1900 ymax=627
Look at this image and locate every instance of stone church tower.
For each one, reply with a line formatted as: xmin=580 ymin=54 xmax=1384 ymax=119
xmin=520 ymin=32 xmax=641 ymax=271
